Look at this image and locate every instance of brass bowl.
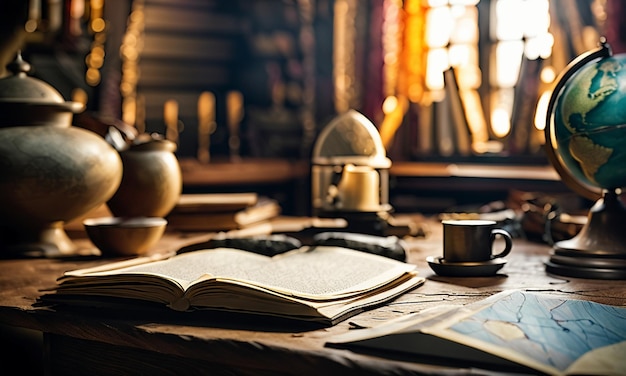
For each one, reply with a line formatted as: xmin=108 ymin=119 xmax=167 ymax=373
xmin=83 ymin=217 xmax=167 ymax=257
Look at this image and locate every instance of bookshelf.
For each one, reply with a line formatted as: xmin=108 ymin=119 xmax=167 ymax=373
xmin=179 ymin=157 xmax=310 ymax=216
xmin=9 ymin=1 xmax=606 ymax=217
xmin=388 ymin=161 xmax=573 ymax=214
xmin=178 ymin=158 xmax=572 ymax=216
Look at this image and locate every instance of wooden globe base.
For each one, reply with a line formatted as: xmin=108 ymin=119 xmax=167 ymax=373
xmin=0 ymin=221 xmax=97 ymax=258
xmin=545 ymin=191 xmax=626 ymax=279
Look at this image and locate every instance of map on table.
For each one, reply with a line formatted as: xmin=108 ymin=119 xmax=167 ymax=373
xmin=446 ymin=290 xmax=626 ymax=373
xmin=327 ymin=289 xmax=626 ymax=375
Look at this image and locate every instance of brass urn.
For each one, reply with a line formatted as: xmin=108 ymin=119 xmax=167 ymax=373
xmin=107 ymin=133 xmax=182 ymax=218
xmin=0 ymin=53 xmax=123 ymax=257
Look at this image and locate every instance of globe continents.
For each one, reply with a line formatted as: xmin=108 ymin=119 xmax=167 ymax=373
xmin=551 ymin=52 xmax=626 ymax=191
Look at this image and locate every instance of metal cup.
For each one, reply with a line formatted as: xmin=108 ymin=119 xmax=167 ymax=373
xmin=442 ymin=219 xmax=512 ymax=263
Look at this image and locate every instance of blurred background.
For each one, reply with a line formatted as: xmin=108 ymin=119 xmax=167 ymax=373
xmin=1 ymin=0 xmax=625 ymax=217
xmin=2 ymin=0 xmax=624 ymax=162
xmin=1 ymin=2 xmax=625 ymax=372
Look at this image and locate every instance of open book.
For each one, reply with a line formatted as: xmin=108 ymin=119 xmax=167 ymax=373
xmin=327 ymin=290 xmax=626 ymax=375
xmin=49 ymin=246 xmax=424 ymax=326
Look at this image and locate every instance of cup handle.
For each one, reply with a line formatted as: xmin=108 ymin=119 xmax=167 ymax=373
xmin=490 ymin=229 xmax=512 ymax=258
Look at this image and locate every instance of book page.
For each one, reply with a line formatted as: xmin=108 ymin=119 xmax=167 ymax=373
xmin=206 ymin=246 xmax=416 ymax=299
xmin=69 ymin=248 xmax=272 ymax=290
xmin=188 ymin=272 xmax=424 ymax=324
xmin=68 ymin=246 xmax=416 ymax=300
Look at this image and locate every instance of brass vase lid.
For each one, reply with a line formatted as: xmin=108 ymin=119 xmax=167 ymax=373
xmin=0 ymin=52 xmax=84 ymax=127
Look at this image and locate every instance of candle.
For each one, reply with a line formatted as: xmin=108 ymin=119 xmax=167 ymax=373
xmin=197 ymin=92 xmax=216 ymax=163
xmin=164 ymin=99 xmax=178 ymax=143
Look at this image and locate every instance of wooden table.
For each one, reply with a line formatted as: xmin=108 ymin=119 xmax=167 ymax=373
xmin=1 ymin=217 xmax=625 ymax=375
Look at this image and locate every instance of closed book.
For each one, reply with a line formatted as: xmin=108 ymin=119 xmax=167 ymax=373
xmin=443 ymin=68 xmax=472 ymax=156
xmin=170 ymin=193 xmax=259 ymax=214
xmin=167 ymin=197 xmax=281 ymax=231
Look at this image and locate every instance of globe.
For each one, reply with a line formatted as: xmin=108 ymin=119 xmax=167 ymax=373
xmin=544 ymin=39 xmax=626 ymax=280
xmin=550 ymin=50 xmax=626 ymax=192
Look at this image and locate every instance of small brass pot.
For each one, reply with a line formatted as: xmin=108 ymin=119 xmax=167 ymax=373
xmin=107 ymin=135 xmax=182 ymax=218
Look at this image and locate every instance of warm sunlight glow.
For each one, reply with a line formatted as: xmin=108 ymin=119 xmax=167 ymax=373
xmin=448 ymin=44 xmax=472 ymax=68
xmin=495 ymin=41 xmax=524 ymax=88
xmin=521 ymin=0 xmax=550 ymax=38
xmin=525 ymin=33 xmax=554 ymax=60
xmin=491 ymin=107 xmax=511 ymax=138
xmin=534 ymin=90 xmax=552 ymax=131
xmin=164 ymin=100 xmax=178 ymax=128
xmin=122 ymin=96 xmax=136 ymax=126
xmin=486 ymin=0 xmax=554 ymax=148
xmin=72 ymin=88 xmax=88 ymax=107
xmin=382 ymin=95 xmax=399 ymax=115
xmin=540 ymin=66 xmax=556 ymax=84
xmin=164 ymin=99 xmax=179 ymax=144
xmin=197 ymin=92 xmax=216 ymax=163
xmin=495 ymin=0 xmax=552 ymax=60
xmin=495 ymin=0 xmax=525 ymax=40
xmin=121 ymin=0 xmax=145 ymax=128
xmin=460 ymin=89 xmax=489 ymax=143
xmin=425 ymin=7 xmax=453 ymax=48
xmin=426 ymin=49 xmax=449 ymax=90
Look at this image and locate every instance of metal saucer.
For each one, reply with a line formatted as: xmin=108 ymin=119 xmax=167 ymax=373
xmin=426 ymin=256 xmax=507 ymax=277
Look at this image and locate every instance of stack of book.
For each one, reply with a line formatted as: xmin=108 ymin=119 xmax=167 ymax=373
xmin=166 ymin=193 xmax=281 ymax=232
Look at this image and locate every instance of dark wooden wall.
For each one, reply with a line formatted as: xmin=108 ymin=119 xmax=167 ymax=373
xmin=138 ymin=1 xmax=244 ymax=158
xmin=136 ymin=0 xmax=335 ymax=160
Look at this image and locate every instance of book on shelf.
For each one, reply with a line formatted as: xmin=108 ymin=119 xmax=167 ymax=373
xmin=510 ymin=57 xmax=542 ymax=155
xmin=414 ymin=98 xmax=435 ymax=157
xmin=433 ymin=89 xmax=455 ymax=157
xmin=46 ymin=245 xmax=425 ymax=326
xmin=167 ymin=195 xmax=281 ymax=232
xmin=443 ymin=67 xmax=472 ymax=156
xmin=326 ymin=290 xmax=626 ymax=375
xmin=170 ymin=192 xmax=260 ymax=214
xmin=458 ymin=87 xmax=489 ymax=148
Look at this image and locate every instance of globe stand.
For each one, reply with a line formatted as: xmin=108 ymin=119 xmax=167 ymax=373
xmin=545 ymin=191 xmax=626 ymax=279
xmin=543 ymin=38 xmax=626 ymax=279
